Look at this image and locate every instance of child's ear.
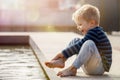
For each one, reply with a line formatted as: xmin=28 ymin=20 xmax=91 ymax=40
xmin=90 ymin=20 xmax=96 ymax=25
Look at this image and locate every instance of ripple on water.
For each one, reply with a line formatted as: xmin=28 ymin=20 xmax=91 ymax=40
xmin=0 ymin=46 xmax=47 ymax=80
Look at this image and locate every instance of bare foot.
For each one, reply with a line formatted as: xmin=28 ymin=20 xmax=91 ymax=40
xmin=45 ymin=53 xmax=66 ymax=68
xmin=57 ymin=65 xmax=77 ymax=77
xmin=45 ymin=58 xmax=65 ymax=68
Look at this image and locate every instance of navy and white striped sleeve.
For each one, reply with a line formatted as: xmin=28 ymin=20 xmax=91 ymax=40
xmin=62 ymin=29 xmax=98 ymax=58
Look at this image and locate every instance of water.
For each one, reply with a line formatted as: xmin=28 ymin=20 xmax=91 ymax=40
xmin=0 ymin=45 xmax=47 ymax=80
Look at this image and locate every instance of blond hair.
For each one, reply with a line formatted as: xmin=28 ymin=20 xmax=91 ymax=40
xmin=72 ymin=4 xmax=100 ymax=25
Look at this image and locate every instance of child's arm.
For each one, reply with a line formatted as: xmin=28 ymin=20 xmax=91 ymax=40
xmin=61 ymin=30 xmax=98 ymax=58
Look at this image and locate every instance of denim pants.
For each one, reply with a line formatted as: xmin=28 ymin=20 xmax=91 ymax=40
xmin=67 ymin=38 xmax=104 ymax=75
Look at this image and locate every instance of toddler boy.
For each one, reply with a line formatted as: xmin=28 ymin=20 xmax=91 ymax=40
xmin=45 ymin=4 xmax=112 ymax=77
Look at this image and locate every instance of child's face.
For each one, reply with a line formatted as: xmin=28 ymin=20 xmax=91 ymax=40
xmin=76 ymin=18 xmax=91 ymax=35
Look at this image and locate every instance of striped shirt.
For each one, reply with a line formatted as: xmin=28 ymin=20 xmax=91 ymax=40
xmin=62 ymin=26 xmax=112 ymax=72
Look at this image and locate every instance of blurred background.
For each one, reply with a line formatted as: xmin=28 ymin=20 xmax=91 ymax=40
xmin=0 ymin=0 xmax=120 ymax=34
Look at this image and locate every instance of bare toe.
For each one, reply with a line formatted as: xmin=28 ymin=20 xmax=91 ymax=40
xmin=45 ymin=62 xmax=53 ymax=68
xmin=57 ymin=71 xmax=62 ymax=76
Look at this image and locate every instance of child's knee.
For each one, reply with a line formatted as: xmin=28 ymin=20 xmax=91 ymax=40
xmin=68 ymin=38 xmax=81 ymax=46
xmin=83 ymin=40 xmax=95 ymax=47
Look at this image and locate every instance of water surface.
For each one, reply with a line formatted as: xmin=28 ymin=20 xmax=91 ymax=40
xmin=0 ymin=45 xmax=47 ymax=80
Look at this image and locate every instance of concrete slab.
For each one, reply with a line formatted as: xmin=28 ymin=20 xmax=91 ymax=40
xmin=30 ymin=32 xmax=120 ymax=80
xmin=0 ymin=32 xmax=120 ymax=80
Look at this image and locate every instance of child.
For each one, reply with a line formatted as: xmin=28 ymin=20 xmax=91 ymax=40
xmin=45 ymin=4 xmax=112 ymax=77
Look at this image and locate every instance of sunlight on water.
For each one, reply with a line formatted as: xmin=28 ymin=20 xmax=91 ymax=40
xmin=0 ymin=46 xmax=47 ymax=80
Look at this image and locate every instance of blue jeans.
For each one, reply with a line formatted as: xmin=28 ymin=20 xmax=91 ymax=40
xmin=68 ymin=38 xmax=104 ymax=75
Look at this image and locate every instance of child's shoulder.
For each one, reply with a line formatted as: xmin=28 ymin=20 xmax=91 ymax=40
xmin=92 ymin=26 xmax=102 ymax=30
xmin=87 ymin=26 xmax=105 ymax=37
xmin=90 ymin=26 xmax=104 ymax=33
xmin=88 ymin=26 xmax=100 ymax=33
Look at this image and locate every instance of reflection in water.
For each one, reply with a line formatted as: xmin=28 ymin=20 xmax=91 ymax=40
xmin=0 ymin=46 xmax=47 ymax=80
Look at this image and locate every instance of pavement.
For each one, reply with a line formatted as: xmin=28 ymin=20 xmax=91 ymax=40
xmin=30 ymin=32 xmax=120 ymax=80
xmin=0 ymin=32 xmax=120 ymax=80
